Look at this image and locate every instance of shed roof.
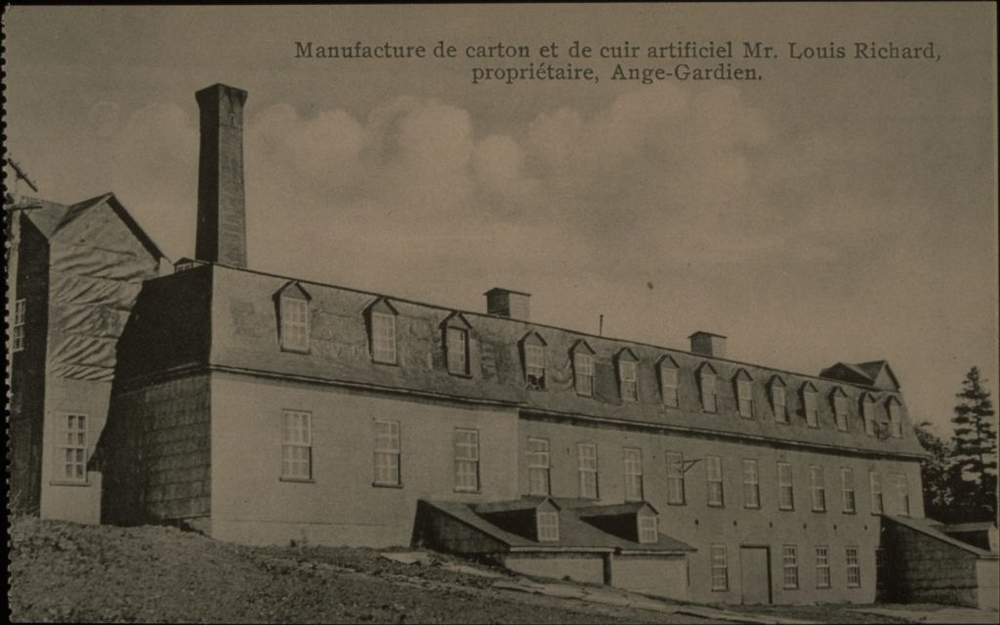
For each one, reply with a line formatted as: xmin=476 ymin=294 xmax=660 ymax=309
xmin=885 ymin=515 xmax=998 ymax=559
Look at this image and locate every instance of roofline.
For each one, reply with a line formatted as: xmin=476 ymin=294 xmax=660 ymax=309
xmin=885 ymin=515 xmax=999 ymax=559
xmin=688 ymin=331 xmax=727 ymax=339
xmin=508 ymin=546 xmax=614 ymax=554
xmin=89 ymin=192 xmax=169 ymax=262
xmin=484 ymin=287 xmax=531 ymax=297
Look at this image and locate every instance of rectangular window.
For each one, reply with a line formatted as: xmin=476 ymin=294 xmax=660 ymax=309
xmin=889 ymin=402 xmax=903 ymax=438
xmin=661 ymin=367 xmax=679 ymax=407
xmin=527 ymin=438 xmax=551 ymax=496
xmin=537 ymin=510 xmax=559 ymax=542
xmin=706 ymin=455 xmax=724 ymax=507
xmin=12 ymin=298 xmax=26 ymax=352
xmin=620 ymin=360 xmax=638 ymax=402
xmin=896 ymin=473 xmax=910 ymax=516
xmin=810 ymin=466 xmax=826 ymax=512
xmin=578 ymin=443 xmax=599 ymax=499
xmin=373 ymin=420 xmax=401 ymax=486
xmin=525 ymin=344 xmax=545 ymax=388
xmin=638 ymin=515 xmax=658 ymax=544
xmin=454 ymin=429 xmax=480 ymax=492
xmin=574 ymin=352 xmax=594 ymax=396
xmin=815 ymin=547 xmax=831 ymax=589
xmin=737 ymin=379 xmax=753 ymax=418
xmin=773 ymin=385 xmax=787 ymax=423
xmin=778 ymin=462 xmax=794 ymax=510
xmin=711 ymin=544 xmax=728 ymax=591
xmin=280 ymin=297 xmax=309 ymax=352
xmin=834 ymin=395 xmax=849 ymax=431
xmin=701 ymin=373 xmax=717 ymax=412
xmin=846 ymin=547 xmax=861 ymax=587
xmin=666 ymin=451 xmax=686 ymax=505
xmin=372 ymin=312 xmax=397 ymax=363
xmin=804 ymin=390 xmax=819 ymax=427
xmin=58 ymin=413 xmax=88 ymax=482
xmin=863 ymin=399 xmax=876 ymax=436
xmin=446 ymin=327 xmax=468 ymax=375
xmin=783 ymin=545 xmax=799 ymax=589
xmin=281 ymin=410 xmax=312 ymax=480
xmin=869 ymin=471 xmax=883 ymax=514
xmin=742 ymin=459 xmax=760 ymax=509
xmin=623 ymin=447 xmax=643 ymax=501
xmin=840 ymin=468 xmax=857 ymax=513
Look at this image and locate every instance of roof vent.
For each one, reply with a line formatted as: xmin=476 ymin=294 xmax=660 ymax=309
xmin=485 ymin=288 xmax=530 ymax=320
xmin=689 ymin=331 xmax=727 ymax=358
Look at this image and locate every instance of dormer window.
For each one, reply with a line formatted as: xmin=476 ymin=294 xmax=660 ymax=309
xmin=366 ymin=298 xmax=399 ymax=364
xmin=572 ymin=341 xmax=596 ymax=397
xmin=887 ymin=397 xmax=903 ymax=438
xmin=734 ymin=370 xmax=754 ymax=418
xmin=698 ymin=363 xmax=718 ymax=413
xmin=770 ymin=376 xmax=788 ymax=423
xmin=638 ymin=514 xmax=658 ymax=544
xmin=658 ymin=356 xmax=680 ymax=407
xmin=537 ymin=510 xmax=560 ymax=542
xmin=276 ymin=282 xmax=311 ymax=353
xmin=861 ymin=393 xmax=878 ymax=437
xmin=442 ymin=312 xmax=472 ymax=376
xmin=617 ymin=349 xmax=639 ymax=402
xmin=832 ymin=388 xmax=849 ymax=432
xmin=802 ymin=382 xmax=819 ymax=428
xmin=521 ymin=332 xmax=547 ymax=390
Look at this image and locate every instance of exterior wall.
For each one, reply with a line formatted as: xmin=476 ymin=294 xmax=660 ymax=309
xmin=612 ymin=554 xmax=689 ymax=600
xmin=209 ymin=372 xmax=520 ymax=547
xmin=519 ymin=416 xmax=923 ymax=604
xmin=975 ymin=559 xmax=999 ymax=611
xmin=504 ymin=553 xmax=606 ymax=585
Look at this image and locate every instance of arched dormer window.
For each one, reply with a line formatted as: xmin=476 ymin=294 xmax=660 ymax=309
xmin=275 ymin=281 xmax=311 ymax=353
xmin=769 ymin=375 xmax=788 ymax=423
xmin=658 ymin=355 xmax=680 ymax=408
xmin=697 ymin=362 xmax=718 ymax=413
xmin=520 ymin=332 xmax=547 ymax=390
xmin=861 ymin=392 xmax=878 ymax=437
xmin=733 ymin=369 xmax=755 ymax=418
xmin=616 ymin=348 xmax=640 ymax=402
xmin=571 ymin=340 xmax=596 ymax=397
xmin=831 ymin=387 xmax=849 ymax=432
xmin=365 ymin=298 xmax=399 ymax=364
xmin=442 ymin=312 xmax=472 ymax=376
xmin=801 ymin=381 xmax=819 ymax=428
xmin=886 ymin=396 xmax=903 ymax=438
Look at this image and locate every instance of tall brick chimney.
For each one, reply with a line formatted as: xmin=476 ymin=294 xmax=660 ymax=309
xmin=195 ymin=83 xmax=248 ymax=267
xmin=689 ymin=331 xmax=727 ymax=358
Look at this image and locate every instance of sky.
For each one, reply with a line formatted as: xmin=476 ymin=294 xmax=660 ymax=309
xmin=4 ymin=4 xmax=997 ymax=437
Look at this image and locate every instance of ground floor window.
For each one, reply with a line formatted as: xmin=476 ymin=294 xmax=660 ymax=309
xmin=815 ymin=546 xmax=831 ymax=588
xmin=454 ymin=428 xmax=480 ymax=492
xmin=58 ymin=413 xmax=88 ymax=482
xmin=373 ymin=420 xmax=401 ymax=486
xmin=782 ymin=545 xmax=799 ymax=589
xmin=281 ymin=410 xmax=312 ymax=480
xmin=846 ymin=546 xmax=861 ymax=587
xmin=711 ymin=544 xmax=728 ymax=591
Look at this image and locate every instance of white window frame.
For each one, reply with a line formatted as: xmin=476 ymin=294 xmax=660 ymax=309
xmin=783 ymin=544 xmax=799 ymax=589
xmin=706 ymin=455 xmax=724 ymax=507
xmin=810 ymin=465 xmax=826 ymax=512
xmin=896 ymin=473 xmax=911 ymax=517
xmin=666 ymin=451 xmax=686 ymax=505
xmin=57 ymin=413 xmax=88 ymax=483
xmin=862 ymin=396 xmax=877 ymax=436
xmin=623 ymin=447 xmax=644 ymax=502
xmin=281 ymin=410 xmax=312 ymax=481
xmin=778 ymin=461 xmax=794 ymax=510
xmin=373 ymin=420 xmax=401 ymax=486
xmin=454 ymin=428 xmax=480 ymax=492
xmin=619 ymin=359 xmax=638 ymax=402
xmin=578 ymin=443 xmax=599 ymax=499
xmin=525 ymin=343 xmax=546 ymax=389
xmin=446 ymin=326 xmax=469 ymax=376
xmin=527 ymin=438 xmax=551 ymax=496
xmin=742 ymin=459 xmax=760 ymax=509
xmin=12 ymin=298 xmax=26 ymax=352
xmin=661 ymin=365 xmax=679 ymax=407
xmin=888 ymin=400 xmax=903 ymax=438
xmin=846 ymin=546 xmax=861 ymax=587
xmin=834 ymin=393 xmax=849 ymax=432
xmin=772 ymin=384 xmax=787 ymax=423
xmin=815 ymin=546 xmax=831 ymax=589
xmin=537 ymin=510 xmax=560 ymax=542
xmin=869 ymin=471 xmax=883 ymax=514
xmin=804 ymin=389 xmax=819 ymax=428
xmin=279 ymin=296 xmax=310 ymax=352
xmin=700 ymin=371 xmax=717 ymax=413
xmin=638 ymin=514 xmax=658 ymax=544
xmin=841 ymin=468 xmax=856 ymax=513
xmin=371 ymin=311 xmax=397 ymax=364
xmin=711 ymin=544 xmax=728 ymax=591
xmin=737 ymin=378 xmax=753 ymax=418
xmin=574 ymin=351 xmax=594 ymax=396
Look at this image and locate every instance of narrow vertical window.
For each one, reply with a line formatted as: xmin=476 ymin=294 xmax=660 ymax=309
xmin=12 ymin=298 xmax=26 ymax=352
xmin=772 ymin=380 xmax=788 ymax=423
xmin=803 ymin=386 xmax=819 ymax=428
xmin=833 ymin=391 xmax=849 ymax=432
xmin=527 ymin=438 xmax=551 ymax=496
xmin=619 ymin=358 xmax=638 ymax=402
xmin=815 ymin=547 xmax=831 ymax=589
xmin=846 ymin=547 xmax=861 ymax=587
xmin=578 ymin=443 xmax=599 ymax=499
xmin=888 ymin=399 xmax=903 ymax=438
xmin=537 ymin=510 xmax=560 ymax=542
xmin=524 ymin=340 xmax=546 ymax=390
xmin=862 ymin=395 xmax=877 ymax=436
xmin=810 ymin=466 xmax=826 ymax=512
xmin=895 ymin=473 xmax=910 ymax=517
xmin=446 ymin=327 xmax=469 ymax=375
xmin=574 ymin=351 xmax=594 ymax=396
xmin=660 ymin=364 xmax=679 ymax=407
xmin=736 ymin=374 xmax=754 ymax=418
xmin=454 ymin=429 xmax=480 ymax=492
xmin=700 ymin=367 xmax=717 ymax=413
xmin=281 ymin=410 xmax=312 ymax=480
xmin=666 ymin=451 xmax=686 ymax=505
xmin=280 ymin=296 xmax=309 ymax=352
xmin=778 ymin=461 xmax=794 ymax=510
xmin=783 ymin=545 xmax=799 ymax=589
xmin=742 ymin=459 xmax=760 ymax=509
xmin=372 ymin=311 xmax=397 ymax=364
xmin=638 ymin=515 xmax=658 ymax=544
xmin=869 ymin=471 xmax=883 ymax=514
xmin=841 ymin=468 xmax=856 ymax=513
xmin=623 ymin=447 xmax=643 ymax=501
xmin=711 ymin=544 xmax=728 ymax=591
xmin=58 ymin=414 xmax=88 ymax=482
xmin=373 ymin=420 xmax=401 ymax=486
xmin=706 ymin=455 xmax=724 ymax=507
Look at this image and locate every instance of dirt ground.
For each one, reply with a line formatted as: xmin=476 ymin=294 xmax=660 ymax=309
xmin=8 ymin=517 xmax=707 ymax=624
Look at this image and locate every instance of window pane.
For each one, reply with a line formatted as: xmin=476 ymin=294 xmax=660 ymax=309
xmin=666 ymin=452 xmax=685 ymax=505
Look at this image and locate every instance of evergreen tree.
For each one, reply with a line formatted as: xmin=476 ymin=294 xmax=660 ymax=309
xmin=915 ymin=420 xmax=957 ymax=521
xmin=950 ymin=367 xmax=998 ymax=521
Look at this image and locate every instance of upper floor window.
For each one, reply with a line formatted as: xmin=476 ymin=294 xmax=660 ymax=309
xmin=841 ymin=468 xmax=856 ymax=513
xmin=887 ymin=397 xmax=903 ymax=438
xmin=617 ymin=349 xmax=639 ymax=402
xmin=57 ymin=413 xmax=88 ymax=483
xmin=623 ymin=447 xmax=643 ymax=501
xmin=734 ymin=370 xmax=754 ymax=418
xmin=778 ymin=461 xmax=794 ymax=510
xmin=277 ymin=282 xmax=311 ymax=353
xmin=638 ymin=514 xmax=658 ymax=544
xmin=572 ymin=341 xmax=595 ymax=397
xmin=373 ymin=420 xmax=401 ymax=486
xmin=666 ymin=451 xmax=686 ymax=505
xmin=743 ymin=459 xmax=760 ymax=509
xmin=528 ymin=438 xmax=551 ymax=496
xmin=659 ymin=357 xmax=680 ymax=407
xmin=832 ymin=388 xmax=849 ymax=432
xmin=281 ymin=410 xmax=312 ymax=481
xmin=454 ymin=428 xmax=480 ymax=492
xmin=537 ymin=510 xmax=560 ymax=542
xmin=698 ymin=363 xmax=718 ymax=413
xmin=706 ymin=455 xmax=724 ymax=507
xmin=895 ymin=473 xmax=910 ymax=516
xmin=521 ymin=332 xmax=547 ymax=390
xmin=802 ymin=382 xmax=819 ymax=428
xmin=578 ymin=443 xmax=599 ymax=499
xmin=366 ymin=298 xmax=399 ymax=364
xmin=810 ymin=465 xmax=826 ymax=512
xmin=770 ymin=376 xmax=788 ymax=423
xmin=861 ymin=393 xmax=878 ymax=437
xmin=12 ymin=298 xmax=26 ymax=352
xmin=711 ymin=544 xmax=728 ymax=591
xmin=442 ymin=311 xmax=472 ymax=376
xmin=869 ymin=471 xmax=883 ymax=514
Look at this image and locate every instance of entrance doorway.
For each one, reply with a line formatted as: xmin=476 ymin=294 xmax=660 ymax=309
xmin=740 ymin=546 xmax=772 ymax=605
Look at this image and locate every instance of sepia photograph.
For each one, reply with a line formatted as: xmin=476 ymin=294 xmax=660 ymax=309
xmin=5 ymin=3 xmax=998 ymax=623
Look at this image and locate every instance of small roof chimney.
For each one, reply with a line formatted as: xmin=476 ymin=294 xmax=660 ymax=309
xmin=485 ymin=288 xmax=530 ymax=320
xmin=689 ymin=331 xmax=727 ymax=358
xmin=195 ymin=83 xmax=248 ymax=268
